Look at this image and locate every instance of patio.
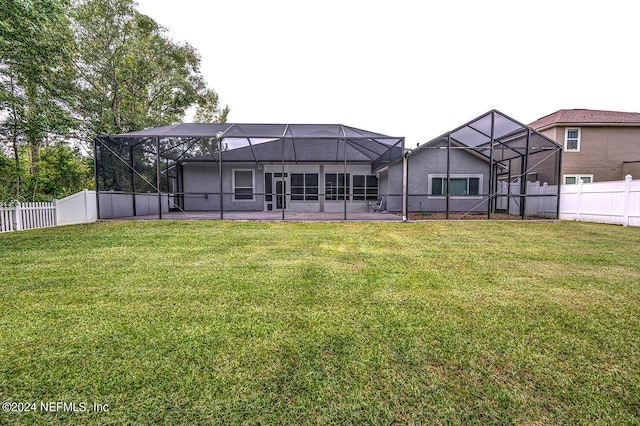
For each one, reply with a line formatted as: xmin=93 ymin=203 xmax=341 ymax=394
xmin=108 ymin=210 xmax=403 ymax=222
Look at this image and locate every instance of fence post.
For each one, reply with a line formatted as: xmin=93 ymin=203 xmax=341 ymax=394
xmin=576 ymin=179 xmax=583 ymax=222
xmin=14 ymin=201 xmax=22 ymax=231
xmin=542 ymin=182 xmax=548 ymax=217
xmin=54 ymin=199 xmax=59 ymax=226
xmin=623 ymin=174 xmax=632 ymax=227
xmin=83 ymin=189 xmax=89 ymax=223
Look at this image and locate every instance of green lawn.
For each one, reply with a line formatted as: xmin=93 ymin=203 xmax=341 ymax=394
xmin=1 ymin=220 xmax=639 ymax=424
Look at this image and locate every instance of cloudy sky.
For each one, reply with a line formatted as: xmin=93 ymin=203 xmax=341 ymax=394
xmin=136 ymin=0 xmax=639 ymax=146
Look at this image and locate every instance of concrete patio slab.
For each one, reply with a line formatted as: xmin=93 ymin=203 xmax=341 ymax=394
xmin=108 ymin=211 xmax=404 ymax=222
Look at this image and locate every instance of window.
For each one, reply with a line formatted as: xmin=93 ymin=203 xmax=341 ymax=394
xmin=430 ymin=176 xmax=481 ymax=196
xmin=264 ymin=173 xmax=272 ymax=201
xmin=565 ymin=128 xmax=580 ymax=151
xmin=233 ymin=170 xmax=254 ymax=200
xmin=564 ymin=174 xmax=593 ymax=184
xmin=352 ymin=175 xmax=378 ymax=201
xmin=291 ymin=173 xmax=319 ymax=201
xmin=325 ymin=173 xmax=350 ymax=200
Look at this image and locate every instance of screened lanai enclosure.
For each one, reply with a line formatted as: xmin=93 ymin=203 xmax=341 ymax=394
xmin=396 ymin=110 xmax=563 ymax=219
xmin=94 ymin=123 xmax=405 ymax=220
xmin=94 ymin=111 xmax=562 ymax=221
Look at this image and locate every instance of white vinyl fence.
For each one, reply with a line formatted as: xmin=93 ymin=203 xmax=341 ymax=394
xmin=560 ymin=175 xmax=639 ymax=227
xmin=0 ymin=189 xmax=97 ymax=233
xmin=1 ymin=181 xmax=639 ymax=231
xmin=495 ymin=181 xmax=559 ymax=219
xmin=492 ymin=175 xmax=639 ymax=226
xmin=0 ymin=201 xmax=56 ymax=232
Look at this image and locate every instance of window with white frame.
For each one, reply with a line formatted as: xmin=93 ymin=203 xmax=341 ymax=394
xmin=565 ymin=128 xmax=580 ymax=151
xmin=563 ymin=174 xmax=593 ymax=184
xmin=429 ymin=175 xmax=482 ymax=196
xmin=233 ymin=170 xmax=254 ymax=200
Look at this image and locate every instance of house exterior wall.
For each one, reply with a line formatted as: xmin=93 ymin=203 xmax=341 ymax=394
xmin=541 ymin=125 xmax=640 ymax=182
xmin=623 ymin=161 xmax=640 ymax=178
xmin=182 ymin=162 xmax=265 ymax=211
xmin=384 ymin=142 xmax=490 ymax=213
xmin=181 ymin=162 xmax=377 ymax=212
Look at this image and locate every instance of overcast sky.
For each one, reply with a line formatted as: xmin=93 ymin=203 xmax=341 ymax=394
xmin=136 ymin=0 xmax=639 ymax=147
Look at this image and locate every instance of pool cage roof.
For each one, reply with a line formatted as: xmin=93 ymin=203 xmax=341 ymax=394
xmin=412 ymin=110 xmax=561 ymax=158
xmin=100 ymin=123 xmax=404 ymax=168
xmin=94 ymin=123 xmax=405 ymax=220
xmin=402 ymin=110 xmax=563 ymax=219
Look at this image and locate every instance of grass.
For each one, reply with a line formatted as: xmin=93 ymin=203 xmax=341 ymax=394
xmin=0 ymin=220 xmax=639 ymax=424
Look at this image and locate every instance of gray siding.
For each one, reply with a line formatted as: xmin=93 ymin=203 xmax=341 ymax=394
xmin=385 ymin=142 xmax=491 ymax=213
xmin=182 ymin=162 xmax=264 ymax=211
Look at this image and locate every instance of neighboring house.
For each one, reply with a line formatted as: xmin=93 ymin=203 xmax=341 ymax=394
xmin=529 ymin=109 xmax=640 ymax=184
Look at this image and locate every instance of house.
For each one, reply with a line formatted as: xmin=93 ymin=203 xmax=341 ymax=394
xmin=94 ymin=111 xmax=562 ymax=220
xmin=529 ymin=109 xmax=640 ymax=184
xmin=176 ymin=132 xmax=401 ymax=214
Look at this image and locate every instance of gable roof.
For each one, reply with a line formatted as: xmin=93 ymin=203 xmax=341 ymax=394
xmin=180 ymin=138 xmax=383 ymax=163
xmin=530 ymin=109 xmax=640 ymax=130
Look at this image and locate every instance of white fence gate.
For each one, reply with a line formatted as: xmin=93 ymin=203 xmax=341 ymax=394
xmin=0 ymin=190 xmax=97 ymax=233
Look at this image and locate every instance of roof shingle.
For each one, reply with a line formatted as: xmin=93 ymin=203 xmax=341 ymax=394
xmin=529 ymin=109 xmax=640 ymax=129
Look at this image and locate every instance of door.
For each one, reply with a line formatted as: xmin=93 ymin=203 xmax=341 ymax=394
xmin=275 ymin=178 xmax=287 ymax=210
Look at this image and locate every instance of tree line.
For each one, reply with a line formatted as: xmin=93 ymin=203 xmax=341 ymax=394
xmin=0 ymin=0 xmax=228 ymax=202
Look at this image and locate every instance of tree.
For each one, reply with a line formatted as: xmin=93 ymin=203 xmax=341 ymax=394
xmin=0 ymin=0 xmax=77 ymax=199
xmin=0 ymin=150 xmax=14 ymax=202
xmin=1 ymin=0 xmax=228 ymax=201
xmin=194 ymin=89 xmax=229 ymax=124
xmin=29 ymin=143 xmax=93 ymax=199
xmin=72 ymin=0 xmax=228 ymax=141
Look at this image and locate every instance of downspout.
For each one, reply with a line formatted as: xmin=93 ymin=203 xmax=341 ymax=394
xmin=219 ymin=136 xmax=224 ymax=220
